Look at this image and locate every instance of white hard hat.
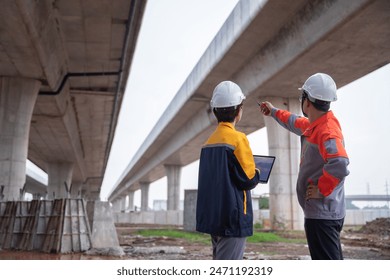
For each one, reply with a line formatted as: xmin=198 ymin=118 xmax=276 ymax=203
xmin=299 ymin=73 xmax=337 ymax=102
xmin=210 ymin=81 xmax=246 ymax=108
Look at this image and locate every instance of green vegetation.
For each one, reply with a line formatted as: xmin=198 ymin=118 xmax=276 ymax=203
xmin=136 ymin=228 xmax=305 ymax=244
xmin=247 ymin=231 xmax=285 ymax=243
xmin=258 ymin=196 xmax=269 ymax=209
xmin=254 ymin=222 xmax=263 ymax=230
xmin=249 ymin=231 xmax=306 ymax=244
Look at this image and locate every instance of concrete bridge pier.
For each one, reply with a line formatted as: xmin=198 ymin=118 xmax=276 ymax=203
xmin=264 ymin=97 xmax=303 ymax=230
xmin=119 ymin=196 xmax=127 ymax=212
xmin=140 ymin=182 xmax=150 ymax=211
xmin=0 ymin=77 xmax=41 ymax=201
xmin=70 ymin=181 xmax=83 ymax=198
xmin=111 ymin=198 xmax=121 ymax=212
xmin=46 ymin=162 xmax=74 ymax=199
xmin=165 ymin=165 xmax=181 ymax=210
xmin=81 ymin=184 xmax=101 ymax=201
xmin=127 ymin=191 xmax=134 ymax=211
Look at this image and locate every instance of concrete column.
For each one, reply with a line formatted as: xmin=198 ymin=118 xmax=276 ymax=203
xmin=264 ymin=97 xmax=303 ymax=230
xmin=82 ymin=184 xmax=101 ymax=201
xmin=70 ymin=181 xmax=82 ymax=198
xmin=119 ymin=196 xmax=127 ymax=212
xmin=140 ymin=182 xmax=149 ymax=211
xmin=112 ymin=199 xmax=121 ymax=213
xmin=165 ymin=165 xmax=181 ymax=210
xmin=287 ymin=98 xmax=305 ymax=230
xmin=0 ymin=77 xmax=41 ymax=200
xmin=183 ymin=189 xmax=197 ymax=232
xmin=127 ymin=191 xmax=134 ymax=211
xmin=46 ymin=162 xmax=73 ymax=199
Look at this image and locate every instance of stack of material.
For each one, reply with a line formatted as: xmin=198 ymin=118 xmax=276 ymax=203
xmin=0 ymin=199 xmax=92 ymax=253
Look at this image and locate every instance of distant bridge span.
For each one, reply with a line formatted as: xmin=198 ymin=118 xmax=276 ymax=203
xmin=346 ymin=195 xmax=390 ymax=202
xmin=108 ymin=0 xmax=390 ymax=229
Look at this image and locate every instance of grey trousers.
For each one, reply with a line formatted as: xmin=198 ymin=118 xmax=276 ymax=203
xmin=211 ymin=235 xmax=246 ymax=260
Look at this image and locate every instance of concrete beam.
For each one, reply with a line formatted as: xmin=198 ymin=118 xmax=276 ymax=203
xmin=25 ymin=168 xmax=47 ymax=198
xmin=235 ymin=0 xmax=375 ymax=94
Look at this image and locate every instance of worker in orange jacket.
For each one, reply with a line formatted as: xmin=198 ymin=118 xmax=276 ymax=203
xmin=259 ymin=73 xmax=350 ymax=259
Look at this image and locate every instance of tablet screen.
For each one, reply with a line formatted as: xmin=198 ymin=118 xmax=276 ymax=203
xmin=253 ymin=155 xmax=276 ymax=183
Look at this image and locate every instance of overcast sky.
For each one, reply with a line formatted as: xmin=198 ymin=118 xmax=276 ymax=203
xmin=99 ymin=0 xmax=241 ymax=203
xmin=28 ymin=0 xmax=389 ymax=208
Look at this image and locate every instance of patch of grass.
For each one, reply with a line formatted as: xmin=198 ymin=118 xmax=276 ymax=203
xmin=247 ymin=231 xmax=285 ymax=243
xmin=136 ymin=229 xmax=306 ymax=244
xmin=253 ymin=222 xmax=263 ymax=230
xmin=248 ymin=231 xmax=306 ymax=244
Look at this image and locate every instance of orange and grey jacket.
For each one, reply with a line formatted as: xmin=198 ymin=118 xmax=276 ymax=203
xmin=196 ymin=122 xmax=260 ymax=237
xmin=271 ymin=108 xmax=349 ymax=220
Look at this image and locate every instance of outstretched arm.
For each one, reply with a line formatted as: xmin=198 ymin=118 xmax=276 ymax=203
xmin=258 ymin=101 xmax=309 ymax=136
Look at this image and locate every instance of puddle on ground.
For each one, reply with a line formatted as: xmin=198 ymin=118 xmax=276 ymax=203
xmin=0 ymin=250 xmax=120 ymax=260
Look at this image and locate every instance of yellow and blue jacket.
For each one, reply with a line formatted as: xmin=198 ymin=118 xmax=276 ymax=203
xmin=196 ymin=122 xmax=260 ymax=237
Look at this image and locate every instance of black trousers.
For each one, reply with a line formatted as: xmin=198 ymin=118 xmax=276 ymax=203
xmin=304 ymin=218 xmax=344 ymax=260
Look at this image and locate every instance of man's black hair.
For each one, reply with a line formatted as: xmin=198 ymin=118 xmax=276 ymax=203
xmin=302 ymin=91 xmax=330 ymax=112
xmin=311 ymin=99 xmax=330 ymax=112
xmin=213 ymin=104 xmax=242 ymax=123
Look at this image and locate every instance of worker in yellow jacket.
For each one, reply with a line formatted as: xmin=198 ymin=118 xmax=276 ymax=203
xmin=196 ymin=81 xmax=261 ymax=260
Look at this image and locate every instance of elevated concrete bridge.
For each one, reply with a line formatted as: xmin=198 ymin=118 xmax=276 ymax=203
xmin=0 ymin=0 xmax=146 ymax=200
xmin=24 ymin=168 xmax=47 ymax=199
xmin=108 ymin=0 xmax=390 ymax=229
xmin=0 ymin=0 xmax=146 ymax=252
xmin=346 ymin=195 xmax=390 ymax=202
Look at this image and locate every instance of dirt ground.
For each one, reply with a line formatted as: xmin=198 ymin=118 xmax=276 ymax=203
xmin=1 ymin=218 xmax=389 ymax=260
xmin=114 ymin=218 xmax=390 ymax=260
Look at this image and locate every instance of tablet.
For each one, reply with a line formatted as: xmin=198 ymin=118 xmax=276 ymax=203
xmin=253 ymin=155 xmax=276 ymax=184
